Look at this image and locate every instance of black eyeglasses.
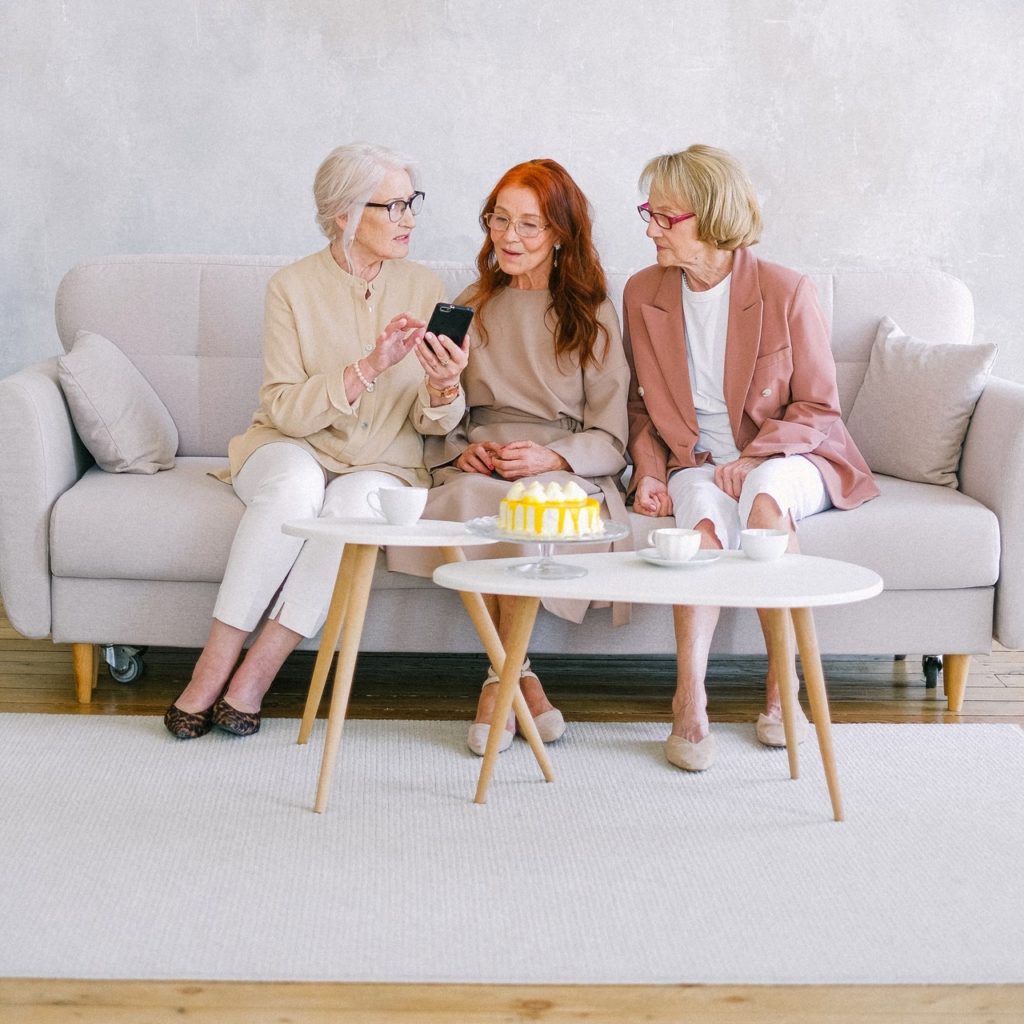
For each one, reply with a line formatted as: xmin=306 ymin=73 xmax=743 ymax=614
xmin=637 ymin=202 xmax=696 ymax=230
xmin=365 ymin=191 xmax=425 ymax=222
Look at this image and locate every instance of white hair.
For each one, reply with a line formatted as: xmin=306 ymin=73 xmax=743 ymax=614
xmin=312 ymin=142 xmax=419 ymax=261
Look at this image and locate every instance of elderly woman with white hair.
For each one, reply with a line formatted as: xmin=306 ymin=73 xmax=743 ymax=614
xmin=164 ymin=141 xmax=468 ymax=739
xmin=624 ymin=144 xmax=879 ymax=772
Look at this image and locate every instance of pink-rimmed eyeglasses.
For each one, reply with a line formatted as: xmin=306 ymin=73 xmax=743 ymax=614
xmin=637 ymin=202 xmax=696 ymax=230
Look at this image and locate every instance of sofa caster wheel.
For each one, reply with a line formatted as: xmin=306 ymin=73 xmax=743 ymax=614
xmin=103 ymin=645 xmax=147 ymax=684
xmin=922 ymin=655 xmax=942 ymax=689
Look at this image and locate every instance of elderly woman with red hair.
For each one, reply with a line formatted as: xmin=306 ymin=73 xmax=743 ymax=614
xmin=393 ymin=158 xmax=630 ymax=755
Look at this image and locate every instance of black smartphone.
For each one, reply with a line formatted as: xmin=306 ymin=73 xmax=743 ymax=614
xmin=425 ymin=302 xmax=474 ymax=349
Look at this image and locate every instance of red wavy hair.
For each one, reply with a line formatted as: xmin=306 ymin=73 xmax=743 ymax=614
xmin=466 ymin=159 xmax=610 ymax=370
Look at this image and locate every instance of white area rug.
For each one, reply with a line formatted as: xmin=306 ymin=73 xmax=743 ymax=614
xmin=1 ymin=714 xmax=1023 ymax=985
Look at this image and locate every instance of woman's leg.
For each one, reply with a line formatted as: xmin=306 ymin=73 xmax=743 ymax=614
xmin=739 ymin=458 xmax=831 ymax=737
xmin=222 ymin=469 xmax=403 ymax=713
xmin=170 ymin=444 xmax=327 ymax=716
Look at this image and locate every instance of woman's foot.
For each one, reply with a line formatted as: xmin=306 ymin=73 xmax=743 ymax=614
xmin=756 ymin=707 xmax=810 ymax=747
xmin=665 ymin=732 xmax=716 ymax=771
xmin=518 ymin=669 xmax=565 ymax=743
xmin=211 ymin=696 xmax=261 ymax=737
xmin=467 ymin=672 xmax=515 ymax=756
xmin=163 ymin=702 xmax=216 ymax=740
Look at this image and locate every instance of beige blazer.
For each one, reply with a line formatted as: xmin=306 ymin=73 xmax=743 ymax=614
xmin=622 ymin=247 xmax=878 ymax=510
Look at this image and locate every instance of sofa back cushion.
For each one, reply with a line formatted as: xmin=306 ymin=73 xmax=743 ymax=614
xmin=55 ymin=255 xmax=975 ymax=457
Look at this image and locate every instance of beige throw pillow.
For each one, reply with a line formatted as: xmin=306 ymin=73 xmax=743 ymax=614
xmin=57 ymin=330 xmax=178 ymax=474
xmin=846 ymin=316 xmax=996 ymax=488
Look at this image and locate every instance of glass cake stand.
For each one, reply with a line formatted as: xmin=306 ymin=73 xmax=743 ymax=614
xmin=465 ymin=515 xmax=630 ymax=580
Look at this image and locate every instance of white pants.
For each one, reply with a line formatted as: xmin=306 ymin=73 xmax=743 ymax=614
xmin=213 ymin=442 xmax=404 ymax=638
xmin=666 ymin=456 xmax=831 ymax=550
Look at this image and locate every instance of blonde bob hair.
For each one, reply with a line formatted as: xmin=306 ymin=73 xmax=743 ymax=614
xmin=639 ymin=144 xmax=762 ymax=251
xmin=313 ymin=141 xmax=419 ymax=256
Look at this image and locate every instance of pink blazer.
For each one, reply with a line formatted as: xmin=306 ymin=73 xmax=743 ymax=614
xmin=622 ymin=247 xmax=878 ymax=510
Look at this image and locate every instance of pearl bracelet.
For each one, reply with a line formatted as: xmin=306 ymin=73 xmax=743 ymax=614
xmin=352 ymin=360 xmax=375 ymax=392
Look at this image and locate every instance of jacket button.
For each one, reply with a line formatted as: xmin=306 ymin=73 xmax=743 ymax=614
xmin=761 ymin=387 xmax=771 ymax=397
xmin=638 ymin=386 xmax=645 ymax=397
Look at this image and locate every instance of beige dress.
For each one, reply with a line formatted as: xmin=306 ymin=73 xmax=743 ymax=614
xmin=218 ymin=247 xmax=464 ymax=485
xmin=388 ymin=285 xmax=632 ymax=623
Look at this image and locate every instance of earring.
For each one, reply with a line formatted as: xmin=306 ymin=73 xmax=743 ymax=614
xmin=553 ymin=243 xmax=561 ymax=269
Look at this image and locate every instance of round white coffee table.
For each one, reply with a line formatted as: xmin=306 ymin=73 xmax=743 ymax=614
xmin=282 ymin=518 xmax=554 ymax=813
xmin=434 ymin=550 xmax=883 ymax=820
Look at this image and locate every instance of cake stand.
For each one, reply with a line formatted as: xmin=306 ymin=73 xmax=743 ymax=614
xmin=465 ymin=515 xmax=630 ymax=580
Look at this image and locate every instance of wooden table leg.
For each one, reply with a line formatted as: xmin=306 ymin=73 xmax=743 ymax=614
xmin=441 ymin=547 xmax=553 ymax=783
xmin=313 ymin=543 xmax=379 ymax=814
xmin=297 ymin=543 xmax=358 ymax=746
xmin=791 ymin=607 xmax=844 ymax=822
xmin=474 ymin=595 xmax=541 ymax=805
xmin=763 ymin=607 xmax=800 ymax=780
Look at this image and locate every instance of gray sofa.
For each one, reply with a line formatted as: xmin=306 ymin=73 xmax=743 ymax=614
xmin=1 ymin=255 xmax=1022 ymax=708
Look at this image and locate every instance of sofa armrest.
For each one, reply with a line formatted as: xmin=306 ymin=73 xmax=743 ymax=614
xmin=958 ymin=376 xmax=1024 ymax=648
xmin=0 ymin=360 xmax=91 ymax=637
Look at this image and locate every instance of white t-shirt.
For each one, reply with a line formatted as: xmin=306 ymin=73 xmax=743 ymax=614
xmin=682 ymin=272 xmax=740 ymax=464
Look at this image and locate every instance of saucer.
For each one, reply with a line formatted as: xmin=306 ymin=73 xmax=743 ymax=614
xmin=639 ymin=548 xmax=720 ymax=568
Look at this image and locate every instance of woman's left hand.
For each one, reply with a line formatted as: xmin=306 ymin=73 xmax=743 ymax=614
xmin=714 ymin=455 xmax=768 ymax=499
xmin=491 ymin=440 xmax=570 ymax=480
xmin=416 ymin=331 xmax=468 ymax=395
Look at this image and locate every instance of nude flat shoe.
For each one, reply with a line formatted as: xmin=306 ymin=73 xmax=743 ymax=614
xmin=756 ymin=711 xmax=809 ymax=748
xmin=467 ymin=673 xmax=515 ymax=757
xmin=664 ymin=733 xmax=716 ymax=772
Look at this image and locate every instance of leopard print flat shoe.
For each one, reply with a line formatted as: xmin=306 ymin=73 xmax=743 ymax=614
xmin=163 ymin=703 xmax=215 ymax=740
xmin=211 ymin=697 xmax=261 ymax=736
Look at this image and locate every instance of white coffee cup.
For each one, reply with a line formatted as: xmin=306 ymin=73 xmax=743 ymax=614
xmin=740 ymin=527 xmax=789 ymax=561
xmin=367 ymin=487 xmax=428 ymax=526
xmin=647 ymin=527 xmax=701 ymax=562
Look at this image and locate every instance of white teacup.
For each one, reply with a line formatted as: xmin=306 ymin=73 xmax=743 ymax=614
xmin=740 ymin=527 xmax=789 ymax=561
xmin=367 ymin=486 xmax=428 ymax=526
xmin=647 ymin=527 xmax=701 ymax=562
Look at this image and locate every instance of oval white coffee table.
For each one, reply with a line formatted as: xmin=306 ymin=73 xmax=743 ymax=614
xmin=434 ymin=550 xmax=883 ymax=820
xmin=282 ymin=518 xmax=554 ymax=813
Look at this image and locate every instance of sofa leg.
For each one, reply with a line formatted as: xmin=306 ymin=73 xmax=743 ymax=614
xmin=942 ymin=654 xmax=970 ymax=713
xmin=72 ymin=643 xmax=98 ymax=704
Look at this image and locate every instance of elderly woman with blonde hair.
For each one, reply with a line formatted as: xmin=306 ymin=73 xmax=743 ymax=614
xmin=164 ymin=141 xmax=468 ymax=739
xmin=623 ymin=144 xmax=878 ymax=771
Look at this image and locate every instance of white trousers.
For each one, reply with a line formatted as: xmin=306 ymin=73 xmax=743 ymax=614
xmin=213 ymin=442 xmax=404 ymax=638
xmin=666 ymin=456 xmax=831 ymax=550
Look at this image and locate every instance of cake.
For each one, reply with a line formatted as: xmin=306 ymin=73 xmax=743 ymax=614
xmin=497 ymin=480 xmax=605 ymax=539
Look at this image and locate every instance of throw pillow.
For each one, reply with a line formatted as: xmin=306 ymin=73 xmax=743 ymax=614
xmin=846 ymin=316 xmax=996 ymax=488
xmin=57 ymin=330 xmax=178 ymax=474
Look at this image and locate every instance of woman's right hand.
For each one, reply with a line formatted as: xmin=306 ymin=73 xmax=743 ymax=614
xmin=634 ymin=475 xmax=673 ymax=517
xmin=455 ymin=441 xmax=500 ymax=475
xmin=363 ymin=312 xmax=427 ymax=375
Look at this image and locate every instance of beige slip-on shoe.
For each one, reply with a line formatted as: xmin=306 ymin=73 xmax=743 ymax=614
xmin=664 ymin=733 xmax=716 ymax=771
xmin=756 ymin=712 xmax=810 ymax=748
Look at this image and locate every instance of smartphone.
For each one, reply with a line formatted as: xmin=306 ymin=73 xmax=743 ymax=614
xmin=425 ymin=302 xmax=474 ymax=349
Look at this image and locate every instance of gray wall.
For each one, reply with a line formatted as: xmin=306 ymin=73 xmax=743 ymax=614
xmin=3 ymin=0 xmax=1022 ymax=383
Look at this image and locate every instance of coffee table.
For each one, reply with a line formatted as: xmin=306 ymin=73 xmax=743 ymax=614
xmin=281 ymin=518 xmax=554 ymax=813
xmin=433 ymin=550 xmax=883 ymax=820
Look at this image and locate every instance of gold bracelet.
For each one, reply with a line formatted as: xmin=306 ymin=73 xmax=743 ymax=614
xmin=425 ymin=378 xmax=461 ymax=401
xmin=352 ymin=360 xmax=375 ymax=392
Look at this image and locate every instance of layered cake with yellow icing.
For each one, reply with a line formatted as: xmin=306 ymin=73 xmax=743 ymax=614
xmin=497 ymin=480 xmax=604 ymax=539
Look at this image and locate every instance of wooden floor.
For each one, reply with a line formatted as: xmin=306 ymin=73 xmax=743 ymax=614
xmin=2 ymin=601 xmax=1023 ymax=1022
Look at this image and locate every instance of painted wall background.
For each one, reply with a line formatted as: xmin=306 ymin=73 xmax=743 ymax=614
xmin=3 ymin=0 xmax=1022 ymax=383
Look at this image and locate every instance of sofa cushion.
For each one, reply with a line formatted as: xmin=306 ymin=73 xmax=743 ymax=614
xmin=845 ymin=316 xmax=997 ymax=487
xmin=50 ymin=459 xmax=243 ymax=582
xmin=796 ymin=475 xmax=999 ymax=590
xmin=57 ymin=330 xmax=178 ymax=474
